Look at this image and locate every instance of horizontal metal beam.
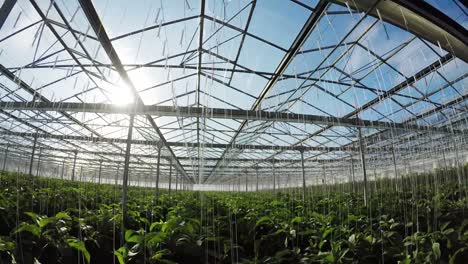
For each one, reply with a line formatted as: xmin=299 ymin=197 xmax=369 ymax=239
xmin=0 ymin=130 xmax=354 ymax=152
xmin=0 ymin=101 xmax=461 ymax=134
xmin=0 ymin=142 xmax=354 ymax=165
xmin=0 ymin=130 xmax=435 ymax=153
xmin=3 ymin=148 xmax=358 ymax=171
xmin=2 ymin=141 xmax=432 ymax=171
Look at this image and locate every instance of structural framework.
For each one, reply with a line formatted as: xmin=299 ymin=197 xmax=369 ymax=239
xmin=0 ymin=0 xmax=467 ymax=192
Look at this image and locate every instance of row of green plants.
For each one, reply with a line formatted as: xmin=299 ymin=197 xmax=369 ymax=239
xmin=0 ymin=164 xmax=467 ymax=263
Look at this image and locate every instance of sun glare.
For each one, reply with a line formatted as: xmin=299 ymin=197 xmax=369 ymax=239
xmin=109 ymin=85 xmax=135 ymax=106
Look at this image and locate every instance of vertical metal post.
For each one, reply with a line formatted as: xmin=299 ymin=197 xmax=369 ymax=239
xmin=2 ymin=144 xmax=9 ymax=171
xmin=115 ymin=163 xmax=120 ymax=186
xmin=300 ymin=150 xmax=306 ymax=201
xmin=272 ymin=160 xmax=276 ymax=192
xmin=322 ymin=163 xmax=326 ymax=187
xmin=441 ymin=147 xmax=447 ymax=168
xmin=155 ymin=144 xmax=162 ymax=200
xmin=71 ymin=150 xmax=77 ymax=181
xmin=452 ymin=137 xmax=462 ymax=186
xmin=245 ymin=172 xmax=248 ymax=192
xmin=28 ymin=133 xmax=38 ymax=176
xmin=357 ymin=128 xmax=368 ymax=207
xmin=168 ymin=159 xmax=173 ymax=197
xmin=0 ymin=0 xmax=17 ymax=30
xmin=175 ymin=171 xmax=179 ymax=191
xmin=121 ymin=114 xmax=135 ymax=239
xmin=79 ymin=166 xmax=83 ymax=182
xmin=255 ymin=166 xmax=259 ymax=192
xmin=35 ymin=147 xmax=42 ymax=177
xmin=351 ymin=157 xmax=355 ymax=192
xmin=391 ymin=146 xmax=399 ymax=191
xmin=98 ymin=160 xmax=103 ymax=184
xmin=61 ymin=159 xmax=66 ymax=180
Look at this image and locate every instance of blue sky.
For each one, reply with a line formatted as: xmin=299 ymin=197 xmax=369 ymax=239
xmin=0 ymin=0 xmax=466 ymax=146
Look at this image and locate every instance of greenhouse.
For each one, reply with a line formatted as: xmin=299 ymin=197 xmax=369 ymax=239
xmin=0 ymin=0 xmax=467 ymax=263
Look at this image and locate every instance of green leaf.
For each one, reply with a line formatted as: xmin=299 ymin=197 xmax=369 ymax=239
xmin=24 ymin=212 xmax=38 ymax=222
xmin=442 ymin=228 xmax=455 ymax=236
xmin=399 ymin=255 xmax=411 ymax=264
xmin=151 ymin=249 xmax=171 ymax=260
xmin=322 ymin=228 xmax=334 ymax=239
xmin=38 ymin=217 xmax=55 ymax=228
xmin=291 ymin=216 xmax=302 ymax=224
xmin=125 ymin=230 xmax=140 ymax=243
xmin=255 ymin=216 xmax=273 ymax=227
xmin=149 ymin=221 xmax=162 ymax=232
xmin=432 ymin=242 xmax=441 ymax=259
xmin=390 ymin=222 xmax=402 ymax=230
xmin=55 ymin=212 xmax=71 ymax=221
xmin=0 ymin=238 xmax=15 ymax=252
xmin=146 ymin=232 xmax=166 ymax=246
xmin=325 ymin=253 xmax=335 ymax=263
xmin=67 ymin=238 xmax=90 ymax=264
xmin=15 ymin=223 xmax=40 ymax=237
xmin=114 ymin=247 xmax=128 ymax=264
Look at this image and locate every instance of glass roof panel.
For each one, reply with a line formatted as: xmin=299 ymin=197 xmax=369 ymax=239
xmin=0 ymin=0 xmax=466 ymax=187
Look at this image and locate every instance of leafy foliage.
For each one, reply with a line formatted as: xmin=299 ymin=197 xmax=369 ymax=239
xmin=0 ymin=164 xmax=467 ymax=263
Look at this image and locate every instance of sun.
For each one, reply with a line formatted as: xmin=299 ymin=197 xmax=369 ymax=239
xmin=101 ymin=80 xmax=135 ymax=106
xmin=109 ymin=84 xmax=135 ymax=106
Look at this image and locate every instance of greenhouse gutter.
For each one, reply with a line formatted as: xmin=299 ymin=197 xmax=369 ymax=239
xmin=331 ymin=0 xmax=468 ymax=62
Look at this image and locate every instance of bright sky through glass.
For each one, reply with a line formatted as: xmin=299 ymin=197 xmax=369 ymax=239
xmin=0 ymin=0 xmax=466 ymax=184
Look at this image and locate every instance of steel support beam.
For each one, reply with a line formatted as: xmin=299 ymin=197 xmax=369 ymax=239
xmin=196 ymin=0 xmax=205 ymax=185
xmin=0 ymin=141 xmax=372 ymax=164
xmin=0 ymin=130 xmax=439 ymax=154
xmin=1 ymin=101 xmax=461 ymax=134
xmin=0 ymin=0 xmax=16 ymax=30
xmin=0 ymin=130 xmax=360 ymax=152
